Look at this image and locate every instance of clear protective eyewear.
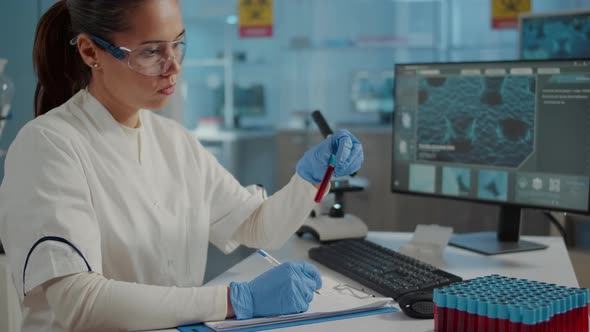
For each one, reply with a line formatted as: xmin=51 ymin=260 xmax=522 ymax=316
xmin=70 ymin=34 xmax=186 ymax=77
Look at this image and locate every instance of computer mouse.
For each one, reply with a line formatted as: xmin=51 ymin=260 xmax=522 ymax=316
xmin=397 ymin=291 xmax=435 ymax=319
xmin=296 ymin=225 xmax=321 ymax=242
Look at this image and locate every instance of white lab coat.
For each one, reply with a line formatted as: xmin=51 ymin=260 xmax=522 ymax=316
xmin=0 ymin=89 xmax=317 ymax=330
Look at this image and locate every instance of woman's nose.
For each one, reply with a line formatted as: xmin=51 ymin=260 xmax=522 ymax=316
xmin=161 ymin=55 xmax=181 ymax=76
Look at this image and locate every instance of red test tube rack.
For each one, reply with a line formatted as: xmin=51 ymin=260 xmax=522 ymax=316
xmin=433 ymin=275 xmax=589 ymax=332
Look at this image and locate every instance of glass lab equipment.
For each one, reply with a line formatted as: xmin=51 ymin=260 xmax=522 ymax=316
xmin=0 ymin=58 xmax=14 ymax=158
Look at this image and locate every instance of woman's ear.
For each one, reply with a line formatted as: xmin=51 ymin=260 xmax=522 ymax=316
xmin=76 ymin=34 xmax=101 ymax=69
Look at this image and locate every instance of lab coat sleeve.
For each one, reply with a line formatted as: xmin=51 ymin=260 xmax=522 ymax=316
xmin=187 ymin=133 xmax=320 ymax=253
xmin=0 ymin=123 xmax=102 ymax=298
xmin=44 ymin=272 xmax=228 ymax=331
xmin=187 ymin=137 xmax=266 ymax=254
xmin=233 ymin=174 xmax=319 ymax=250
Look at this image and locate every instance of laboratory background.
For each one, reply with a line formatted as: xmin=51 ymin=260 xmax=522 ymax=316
xmin=1 ymin=0 xmax=590 ymax=330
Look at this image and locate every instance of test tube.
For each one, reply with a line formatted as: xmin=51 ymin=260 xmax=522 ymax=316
xmin=521 ymin=306 xmax=537 ymax=332
xmin=508 ymin=304 xmax=522 ymax=332
xmin=581 ymin=289 xmax=589 ymax=332
xmin=446 ymin=293 xmax=458 ymax=332
xmin=496 ymin=302 xmax=509 ymax=332
xmin=543 ymin=302 xmax=551 ymax=332
xmin=487 ymin=302 xmax=499 ymax=332
xmin=434 ymin=288 xmax=446 ymax=332
xmin=565 ymin=291 xmax=574 ymax=332
xmin=467 ymin=297 xmax=479 ymax=331
xmin=456 ymin=294 xmax=468 ymax=332
xmin=477 ymin=300 xmax=489 ymax=332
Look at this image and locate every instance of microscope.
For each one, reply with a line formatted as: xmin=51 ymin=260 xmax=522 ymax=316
xmin=296 ymin=111 xmax=369 ymax=242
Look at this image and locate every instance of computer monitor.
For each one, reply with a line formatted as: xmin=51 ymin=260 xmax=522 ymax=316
xmin=214 ymin=83 xmax=265 ymax=127
xmin=351 ymin=70 xmax=394 ymax=123
xmin=518 ymin=9 xmax=590 ymax=60
xmin=392 ymin=60 xmax=590 ymax=255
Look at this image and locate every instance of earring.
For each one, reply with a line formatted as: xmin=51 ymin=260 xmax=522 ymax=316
xmin=91 ymin=63 xmax=99 ymax=68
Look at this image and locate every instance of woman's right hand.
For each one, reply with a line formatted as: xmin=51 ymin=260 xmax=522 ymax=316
xmin=228 ymin=261 xmax=322 ymax=319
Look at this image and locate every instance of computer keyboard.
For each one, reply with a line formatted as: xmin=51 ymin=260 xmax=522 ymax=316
xmin=308 ymin=239 xmax=462 ymax=300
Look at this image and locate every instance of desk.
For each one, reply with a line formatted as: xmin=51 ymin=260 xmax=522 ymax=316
xmin=153 ymin=232 xmax=579 ymax=332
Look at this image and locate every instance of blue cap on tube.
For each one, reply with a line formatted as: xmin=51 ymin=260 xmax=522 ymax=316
xmin=327 ymin=154 xmax=337 ymax=167
xmin=540 ymin=305 xmax=550 ymax=323
xmin=551 ymin=297 xmax=561 ymax=316
xmin=457 ymin=295 xmax=467 ymax=312
xmin=467 ymin=298 xmax=478 ymax=314
xmin=508 ymin=304 xmax=522 ymax=323
xmin=477 ymin=300 xmax=488 ymax=317
xmin=577 ymin=291 xmax=587 ymax=309
xmin=447 ymin=293 xmax=458 ymax=310
xmin=522 ymin=307 xmax=537 ymax=325
xmin=487 ymin=302 xmax=498 ymax=319
xmin=558 ymin=297 xmax=566 ymax=314
xmin=566 ymin=292 xmax=575 ymax=313
xmin=497 ymin=303 xmax=509 ymax=320
xmin=433 ymin=289 xmax=442 ymax=306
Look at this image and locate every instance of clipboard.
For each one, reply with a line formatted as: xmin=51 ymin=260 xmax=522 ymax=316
xmin=177 ymin=306 xmax=398 ymax=332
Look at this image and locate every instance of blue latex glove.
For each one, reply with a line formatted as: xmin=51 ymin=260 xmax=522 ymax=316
xmin=296 ymin=129 xmax=364 ymax=183
xmin=229 ymin=261 xmax=322 ymax=319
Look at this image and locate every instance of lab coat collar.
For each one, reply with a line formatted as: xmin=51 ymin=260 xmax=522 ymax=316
xmin=72 ymin=88 xmax=148 ymax=166
xmin=74 ymin=88 xmax=144 ymax=133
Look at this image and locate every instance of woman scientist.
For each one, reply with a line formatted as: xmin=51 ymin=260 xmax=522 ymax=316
xmin=0 ymin=0 xmax=364 ymax=331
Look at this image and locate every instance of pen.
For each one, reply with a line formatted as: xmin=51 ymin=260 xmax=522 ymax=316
xmin=256 ymin=249 xmax=321 ymax=295
xmin=256 ymin=248 xmax=281 ymax=266
xmin=314 ymin=154 xmax=336 ymax=203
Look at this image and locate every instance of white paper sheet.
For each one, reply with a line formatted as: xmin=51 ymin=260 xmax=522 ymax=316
xmin=205 ymin=277 xmax=394 ymax=331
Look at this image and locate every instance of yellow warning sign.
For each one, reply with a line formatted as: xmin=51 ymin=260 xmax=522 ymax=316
xmin=491 ymin=0 xmax=531 ymax=29
xmin=239 ymin=0 xmax=273 ymax=38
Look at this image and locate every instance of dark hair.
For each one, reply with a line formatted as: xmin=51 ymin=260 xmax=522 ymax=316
xmin=33 ymin=0 xmax=142 ymax=117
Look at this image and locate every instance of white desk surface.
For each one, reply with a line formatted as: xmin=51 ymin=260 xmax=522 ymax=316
xmin=152 ymin=231 xmax=578 ymax=332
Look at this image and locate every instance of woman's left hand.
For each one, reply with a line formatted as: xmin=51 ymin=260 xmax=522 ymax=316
xmin=296 ymin=129 xmax=364 ymax=184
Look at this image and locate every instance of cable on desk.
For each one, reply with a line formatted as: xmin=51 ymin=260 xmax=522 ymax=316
xmin=543 ymin=211 xmax=569 ymax=247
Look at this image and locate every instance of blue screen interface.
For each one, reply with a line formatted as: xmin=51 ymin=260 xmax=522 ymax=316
xmin=393 ymin=61 xmax=590 ymax=212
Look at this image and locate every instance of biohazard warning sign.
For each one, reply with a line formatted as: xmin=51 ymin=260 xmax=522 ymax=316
xmin=491 ymin=0 xmax=531 ymax=29
xmin=239 ymin=0 xmax=273 ymax=38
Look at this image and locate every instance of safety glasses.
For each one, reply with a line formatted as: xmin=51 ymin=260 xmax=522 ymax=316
xmin=70 ymin=34 xmax=186 ymax=77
